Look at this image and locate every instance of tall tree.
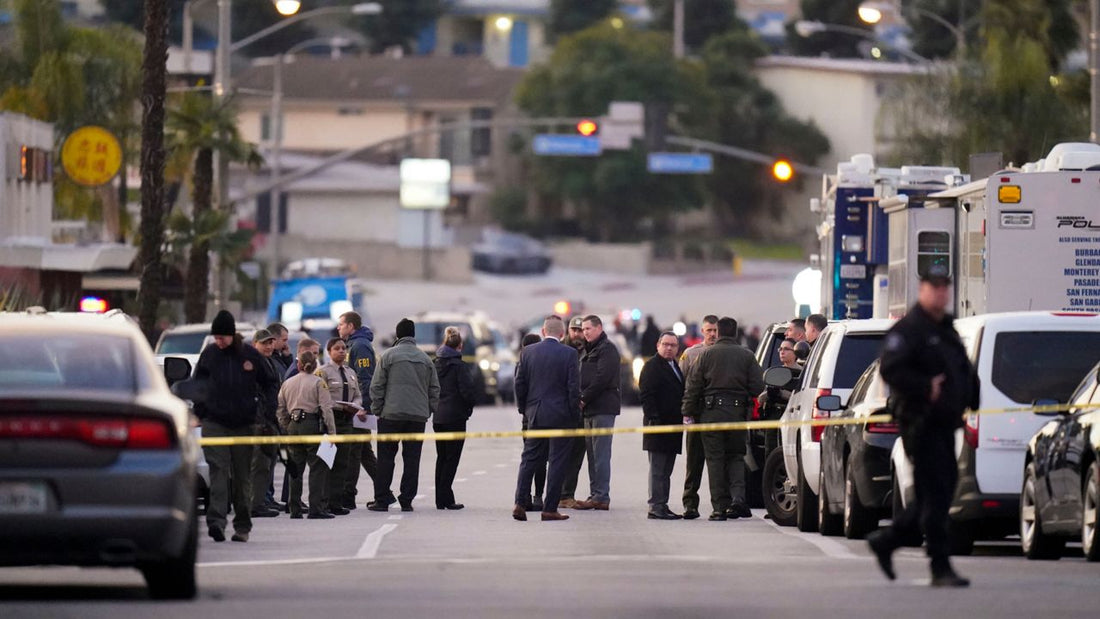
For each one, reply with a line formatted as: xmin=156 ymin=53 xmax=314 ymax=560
xmin=344 ymin=0 xmax=443 ymax=53
xmin=786 ymin=0 xmax=869 ymax=58
xmin=138 ymin=0 xmax=170 ymax=342
xmin=549 ymin=0 xmax=618 ymax=39
xmin=906 ymin=0 xmax=1078 ymax=63
xmin=515 ymin=22 xmax=710 ymax=241
xmin=647 ymin=0 xmax=739 ymax=52
xmin=167 ymin=93 xmax=261 ymax=323
xmin=880 ymin=0 xmax=1087 ymax=169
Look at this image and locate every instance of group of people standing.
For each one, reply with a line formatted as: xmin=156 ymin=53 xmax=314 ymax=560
xmin=190 ymin=310 xmax=476 ymax=543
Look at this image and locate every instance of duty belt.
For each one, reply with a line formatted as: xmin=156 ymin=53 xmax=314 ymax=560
xmin=290 ymin=410 xmax=320 ymax=422
xmin=704 ymin=392 xmax=750 ymax=408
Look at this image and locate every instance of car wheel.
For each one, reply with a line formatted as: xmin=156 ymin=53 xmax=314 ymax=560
xmin=843 ymin=464 xmax=876 ymax=539
xmin=142 ymin=511 xmax=198 ymax=600
xmin=795 ymin=443 xmax=819 ymax=533
xmin=762 ymin=447 xmax=797 ymax=527
xmin=1083 ymin=462 xmax=1100 ymax=562
xmin=1021 ymin=462 xmax=1064 ymax=560
xmin=818 ymin=465 xmax=843 ymax=536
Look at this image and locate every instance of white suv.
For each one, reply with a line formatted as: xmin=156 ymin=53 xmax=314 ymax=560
xmin=781 ymin=319 xmax=895 ymax=532
xmin=891 ymin=311 xmax=1100 ymax=553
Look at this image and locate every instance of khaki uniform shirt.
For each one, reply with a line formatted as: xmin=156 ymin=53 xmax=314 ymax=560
xmin=316 ymin=362 xmax=362 ymax=412
xmin=678 ymin=342 xmax=707 ymax=377
xmin=276 ymin=371 xmax=336 ymax=433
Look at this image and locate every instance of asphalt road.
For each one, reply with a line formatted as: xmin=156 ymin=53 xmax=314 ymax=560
xmin=2 ymin=406 xmax=1099 ymax=618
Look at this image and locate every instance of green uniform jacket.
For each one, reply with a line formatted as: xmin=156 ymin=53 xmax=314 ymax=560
xmin=681 ymin=336 xmax=765 ymax=418
xmin=370 ymin=337 xmax=441 ymax=422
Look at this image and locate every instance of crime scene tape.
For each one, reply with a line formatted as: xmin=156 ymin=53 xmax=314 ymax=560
xmin=197 ymin=401 xmax=1073 ymax=447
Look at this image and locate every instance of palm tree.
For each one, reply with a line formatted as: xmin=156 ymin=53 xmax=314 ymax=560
xmin=166 ymin=92 xmax=262 ymax=324
xmin=137 ymin=0 xmax=169 ymax=342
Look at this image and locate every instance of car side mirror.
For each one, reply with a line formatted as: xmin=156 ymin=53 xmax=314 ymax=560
xmin=816 ymin=394 xmax=843 ymax=412
xmin=764 ymin=367 xmax=793 ymax=388
xmin=163 ymin=356 xmax=193 ymax=386
xmin=1032 ymin=398 xmax=1068 ymax=416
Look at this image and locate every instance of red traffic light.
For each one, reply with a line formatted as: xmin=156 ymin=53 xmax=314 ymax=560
xmin=576 ymin=119 xmax=598 ymax=137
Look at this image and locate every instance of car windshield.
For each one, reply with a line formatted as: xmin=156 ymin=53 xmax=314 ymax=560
xmin=415 ymin=322 xmax=476 ymax=356
xmin=0 ymin=334 xmax=136 ymax=392
xmin=832 ymin=334 xmax=885 ymax=389
xmin=156 ymin=331 xmax=207 ymax=354
xmin=991 ymin=331 xmax=1100 ymax=403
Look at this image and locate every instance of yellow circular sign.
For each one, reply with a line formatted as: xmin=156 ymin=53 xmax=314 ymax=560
xmin=61 ymin=126 xmax=123 ymax=186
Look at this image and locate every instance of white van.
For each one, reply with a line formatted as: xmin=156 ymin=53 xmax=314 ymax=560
xmin=782 ymin=319 xmax=895 ymax=532
xmin=891 ymin=311 xmax=1100 ymax=553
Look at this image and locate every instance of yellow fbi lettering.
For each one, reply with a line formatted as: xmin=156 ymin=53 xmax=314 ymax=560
xmin=357 ymin=358 xmax=371 ymax=368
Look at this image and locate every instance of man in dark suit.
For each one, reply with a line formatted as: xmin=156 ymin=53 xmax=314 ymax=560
xmin=513 ymin=315 xmax=581 ymax=522
xmin=639 ymin=332 xmax=686 ymax=520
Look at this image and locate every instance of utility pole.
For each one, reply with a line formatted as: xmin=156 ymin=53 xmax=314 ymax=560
xmin=673 ymin=0 xmax=685 ymax=58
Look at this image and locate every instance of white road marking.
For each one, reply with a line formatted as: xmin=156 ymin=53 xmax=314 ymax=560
xmin=494 ymin=463 xmax=509 ymax=468
xmin=765 ymin=519 xmax=859 ymax=560
xmin=456 ymin=478 xmax=468 ymax=483
xmin=387 ymin=515 xmax=403 ymax=520
xmin=356 ymin=523 xmax=399 ymax=559
xmin=414 ymin=494 xmax=426 ymax=500
xmin=473 ymin=470 xmax=487 ymax=476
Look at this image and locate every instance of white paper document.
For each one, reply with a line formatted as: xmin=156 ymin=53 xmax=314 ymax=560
xmin=352 ymin=414 xmax=378 ymax=431
xmin=317 ymin=435 xmax=337 ymax=469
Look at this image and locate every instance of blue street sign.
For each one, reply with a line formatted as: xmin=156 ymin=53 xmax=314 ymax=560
xmin=533 ymin=134 xmax=602 ymax=157
xmin=647 ymin=152 xmax=713 ymax=174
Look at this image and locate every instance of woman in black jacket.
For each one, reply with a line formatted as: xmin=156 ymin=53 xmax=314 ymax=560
xmin=434 ymin=327 xmax=476 ymax=510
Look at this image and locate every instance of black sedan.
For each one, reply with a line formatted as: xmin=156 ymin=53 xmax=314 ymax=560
xmin=0 ymin=311 xmax=199 ymax=599
xmin=472 ymin=230 xmax=552 ymax=275
xmin=1020 ymin=362 xmax=1100 ymax=561
xmin=818 ymin=360 xmax=899 ymax=539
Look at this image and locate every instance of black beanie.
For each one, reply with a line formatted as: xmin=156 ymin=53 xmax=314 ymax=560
xmin=211 ymin=310 xmax=236 ymax=336
xmin=396 ymin=318 xmax=415 ymax=339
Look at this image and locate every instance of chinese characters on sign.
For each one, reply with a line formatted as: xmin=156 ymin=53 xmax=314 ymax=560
xmin=60 ymin=126 xmax=122 ymax=187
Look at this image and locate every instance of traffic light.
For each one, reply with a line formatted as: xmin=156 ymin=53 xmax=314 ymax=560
xmin=772 ymin=159 xmax=794 ymax=183
xmin=576 ymin=119 xmax=599 ymax=137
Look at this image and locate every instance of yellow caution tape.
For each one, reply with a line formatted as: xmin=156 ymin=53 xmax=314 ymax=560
xmin=197 ymin=402 xmax=1074 ymax=447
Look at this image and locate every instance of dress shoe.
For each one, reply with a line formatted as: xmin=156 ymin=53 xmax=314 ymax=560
xmin=648 ymin=510 xmax=682 ymax=520
xmin=541 ymin=511 xmax=569 ymax=521
xmin=367 ymin=502 xmax=389 ymax=512
xmin=208 ymin=526 xmax=226 ymax=542
xmin=531 ymin=496 xmax=544 ymax=512
xmin=328 ymin=506 xmax=350 ymax=516
xmin=231 ymin=531 xmax=249 ymax=543
xmin=708 ymin=512 xmax=728 ymax=521
xmin=682 ymin=509 xmax=701 ymax=520
xmin=343 ymin=501 xmax=358 ymax=511
xmin=867 ymin=530 xmax=897 ymax=581
xmin=307 ymin=511 xmax=335 ymax=520
xmin=400 ymin=503 xmax=414 ymax=512
xmin=290 ymin=512 xmax=303 ymax=519
xmin=931 ymin=569 xmax=970 ymax=588
xmin=266 ymin=500 xmax=287 ymax=512
xmin=725 ymin=501 xmax=752 ymax=519
xmin=437 ymin=503 xmax=465 ymax=511
xmin=558 ymin=498 xmax=579 ymax=509
xmin=512 ymin=504 xmax=527 ymax=521
xmin=574 ymin=499 xmax=610 ymax=511
xmin=251 ymin=507 xmax=280 ymax=518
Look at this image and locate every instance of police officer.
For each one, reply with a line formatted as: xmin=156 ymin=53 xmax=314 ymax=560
xmin=678 ymin=314 xmax=718 ymax=520
xmin=316 ymin=337 xmax=361 ymax=516
xmin=867 ymin=263 xmax=978 ymax=588
xmin=277 ymin=350 xmax=338 ymax=520
xmin=681 ymin=316 xmax=764 ymax=521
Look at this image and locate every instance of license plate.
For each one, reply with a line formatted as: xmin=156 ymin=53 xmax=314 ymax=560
xmin=0 ymin=481 xmax=49 ymax=514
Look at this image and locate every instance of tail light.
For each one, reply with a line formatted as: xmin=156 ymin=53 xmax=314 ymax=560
xmin=751 ymin=397 xmax=760 ymax=420
xmin=963 ymin=413 xmax=979 ymax=449
xmin=0 ymin=416 xmax=174 ymax=449
xmin=811 ymin=388 xmax=832 ymax=442
xmin=865 ymin=421 xmax=899 ymax=434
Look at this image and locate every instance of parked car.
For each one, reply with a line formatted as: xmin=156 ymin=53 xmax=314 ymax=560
xmin=0 ymin=309 xmax=198 ymax=599
xmin=818 ymin=359 xmax=899 ymax=539
xmin=413 ymin=312 xmax=497 ymax=404
xmin=472 ymin=230 xmax=552 ymax=274
xmin=489 ymin=324 xmax=519 ymax=403
xmin=154 ymin=321 xmax=257 ymax=370
xmin=1020 ymin=361 xmax=1100 ymax=561
xmin=781 ymin=319 xmax=895 ymax=532
xmin=752 ymin=322 xmax=793 ymax=511
xmin=892 ymin=311 xmax=1100 ymax=554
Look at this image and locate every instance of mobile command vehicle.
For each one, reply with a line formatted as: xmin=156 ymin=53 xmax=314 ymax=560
xmin=879 ymin=142 xmax=1100 ymax=318
xmin=267 ymin=258 xmax=369 ymax=340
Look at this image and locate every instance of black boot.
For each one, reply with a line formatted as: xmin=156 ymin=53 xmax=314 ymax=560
xmin=930 ymin=560 xmax=970 ymax=588
xmin=867 ymin=529 xmax=896 ymax=581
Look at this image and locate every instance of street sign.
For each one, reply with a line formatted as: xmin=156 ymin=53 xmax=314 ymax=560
xmin=61 ymin=126 xmax=122 ymax=186
xmin=647 ymin=152 xmax=713 ymax=174
xmin=400 ymin=158 xmax=451 ymax=209
xmin=533 ymin=134 xmax=601 ymax=157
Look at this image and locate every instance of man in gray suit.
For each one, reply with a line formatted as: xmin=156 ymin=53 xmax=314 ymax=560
xmin=512 ymin=315 xmax=581 ymax=522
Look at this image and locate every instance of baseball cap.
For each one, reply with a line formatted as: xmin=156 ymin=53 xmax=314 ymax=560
xmin=569 ymin=316 xmax=584 ymax=330
xmin=252 ymin=328 xmax=276 ymax=343
xmin=920 ymin=263 xmax=952 ymax=285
